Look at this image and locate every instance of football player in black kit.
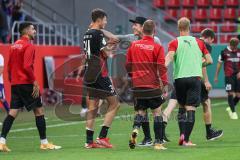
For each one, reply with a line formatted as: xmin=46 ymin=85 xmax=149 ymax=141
xmin=83 ymin=8 xmax=120 ymax=149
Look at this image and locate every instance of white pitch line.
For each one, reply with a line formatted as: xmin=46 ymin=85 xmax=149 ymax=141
xmin=11 ymin=118 xmax=66 ymax=127
xmin=11 ymin=121 xmax=80 ymax=133
xmin=211 ymin=101 xmax=228 ymax=106
xmin=8 ymin=134 xmax=80 ymax=139
xmin=9 ymin=101 xmax=227 ymax=133
xmin=8 ymin=133 xmax=129 ymax=139
xmin=10 ymin=115 xmax=132 ymax=133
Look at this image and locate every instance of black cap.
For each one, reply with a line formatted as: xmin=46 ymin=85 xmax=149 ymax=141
xmin=129 ymin=16 xmax=147 ymax=25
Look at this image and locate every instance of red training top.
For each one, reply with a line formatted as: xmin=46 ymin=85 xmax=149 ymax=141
xmin=126 ymin=36 xmax=168 ymax=89
xmin=8 ymin=36 xmax=36 ymax=85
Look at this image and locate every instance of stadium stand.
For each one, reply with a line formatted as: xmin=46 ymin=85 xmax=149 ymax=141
xmin=195 ymin=9 xmax=208 ymax=21
xmin=152 ymin=0 xmax=240 ymax=43
xmin=182 ymin=0 xmax=195 ymax=8
xmin=212 ymin=0 xmax=225 ymax=8
xmin=226 ymin=0 xmax=239 ymax=7
xmin=197 ymin=0 xmax=210 ymax=8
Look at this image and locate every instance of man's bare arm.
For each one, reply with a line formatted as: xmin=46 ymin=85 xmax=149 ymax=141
xmin=202 ymin=54 xmax=213 ymax=67
xmin=214 ymin=62 xmax=222 ymax=83
xmin=101 ymin=29 xmax=119 ymax=43
xmin=165 ymin=51 xmax=175 ymax=67
xmin=202 ymin=67 xmax=212 ymax=91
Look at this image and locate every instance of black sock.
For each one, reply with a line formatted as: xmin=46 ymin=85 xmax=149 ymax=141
xmin=141 ymin=114 xmax=151 ymax=140
xmin=234 ymin=97 xmax=239 ymax=106
xmin=206 ymin=124 xmax=212 ymax=135
xmin=35 ymin=115 xmax=46 ymax=140
xmin=133 ymin=114 xmax=144 ymax=129
xmin=153 ymin=116 xmax=164 ymax=141
xmin=1 ymin=115 xmax=15 ymax=138
xmin=228 ymin=95 xmax=236 ymax=112
xmin=99 ymin=126 xmax=110 ymax=139
xmin=86 ymin=129 xmax=94 ymax=144
xmin=163 ymin=121 xmax=167 ymax=137
xmin=178 ymin=108 xmax=186 ymax=136
xmin=185 ymin=111 xmax=195 ymax=142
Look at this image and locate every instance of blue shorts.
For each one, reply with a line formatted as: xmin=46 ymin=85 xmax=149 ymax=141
xmin=0 ymin=84 xmax=6 ymax=99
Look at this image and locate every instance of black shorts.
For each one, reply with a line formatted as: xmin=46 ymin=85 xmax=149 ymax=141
xmin=174 ymin=77 xmax=201 ymax=107
xmin=225 ymin=75 xmax=240 ymax=92
xmin=11 ymin=84 xmax=42 ymax=111
xmin=86 ymin=76 xmax=116 ymax=99
xmin=169 ymin=82 xmax=207 ymax=102
xmin=201 ymin=80 xmax=209 ymax=103
xmin=133 ymin=88 xmax=165 ymax=111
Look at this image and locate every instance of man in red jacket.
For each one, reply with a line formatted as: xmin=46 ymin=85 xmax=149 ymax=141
xmin=126 ymin=20 xmax=168 ymax=150
xmin=0 ymin=22 xmax=61 ymax=152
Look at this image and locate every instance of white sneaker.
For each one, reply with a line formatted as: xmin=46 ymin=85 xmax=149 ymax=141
xmin=230 ymin=112 xmax=238 ymax=120
xmin=226 ymin=107 xmax=231 ymax=112
xmin=226 ymin=107 xmax=233 ymax=118
xmin=40 ymin=143 xmax=62 ymax=150
xmin=80 ymin=108 xmax=88 ymax=117
xmin=0 ymin=122 xmax=2 ymax=126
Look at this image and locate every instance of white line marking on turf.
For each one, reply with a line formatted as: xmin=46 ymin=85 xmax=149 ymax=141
xmin=10 ymin=115 xmax=132 ymax=133
xmin=9 ymin=135 xmax=80 ymax=139
xmin=10 ymin=118 xmax=66 ymax=127
xmin=8 ymin=133 xmax=128 ymax=139
xmin=211 ymin=102 xmax=228 ymax=106
xmin=11 ymin=121 xmax=80 ymax=133
xmin=9 ymin=101 xmax=227 ymax=133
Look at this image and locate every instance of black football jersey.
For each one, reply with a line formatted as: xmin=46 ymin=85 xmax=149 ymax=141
xmin=83 ymin=29 xmax=107 ymax=82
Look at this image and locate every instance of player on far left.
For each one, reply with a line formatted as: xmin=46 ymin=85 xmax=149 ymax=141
xmin=0 ymin=22 xmax=61 ymax=152
xmin=0 ymin=54 xmax=10 ymax=114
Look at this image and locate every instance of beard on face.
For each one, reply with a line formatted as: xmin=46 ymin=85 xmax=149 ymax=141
xmin=29 ymin=33 xmax=36 ymax=40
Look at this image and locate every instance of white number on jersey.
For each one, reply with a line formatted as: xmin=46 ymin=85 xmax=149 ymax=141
xmin=84 ymin=40 xmax=91 ymax=59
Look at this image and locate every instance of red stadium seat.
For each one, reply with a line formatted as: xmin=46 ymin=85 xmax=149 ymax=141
xmin=164 ymin=9 xmax=178 ymax=21
xmin=212 ymin=0 xmax=225 ymax=7
xmin=208 ymin=21 xmax=218 ymax=32
xmin=224 ymin=8 xmax=237 ymax=20
xmin=191 ymin=22 xmax=205 ymax=33
xmin=195 ymin=9 xmax=208 ymax=21
xmin=221 ymin=21 xmax=237 ymax=32
xmin=197 ymin=0 xmax=210 ymax=8
xmin=209 ymin=8 xmax=222 ymax=21
xmin=220 ymin=34 xmax=236 ymax=43
xmin=153 ymin=0 xmax=165 ymax=8
xmin=182 ymin=0 xmax=195 ymax=8
xmin=167 ymin=0 xmax=180 ymax=8
xmin=226 ymin=0 xmax=239 ymax=7
xmin=180 ymin=9 xmax=193 ymax=20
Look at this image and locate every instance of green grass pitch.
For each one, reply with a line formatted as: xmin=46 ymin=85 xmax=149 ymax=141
xmin=0 ymin=99 xmax=239 ymax=160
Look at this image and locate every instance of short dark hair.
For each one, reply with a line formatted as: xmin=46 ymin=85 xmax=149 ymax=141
xmin=143 ymin=20 xmax=155 ymax=35
xmin=91 ymin=8 xmax=107 ymax=22
xmin=229 ymin=37 xmax=239 ymax=47
xmin=201 ymin=28 xmax=215 ymax=39
xmin=19 ymin=22 xmax=33 ymax=35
